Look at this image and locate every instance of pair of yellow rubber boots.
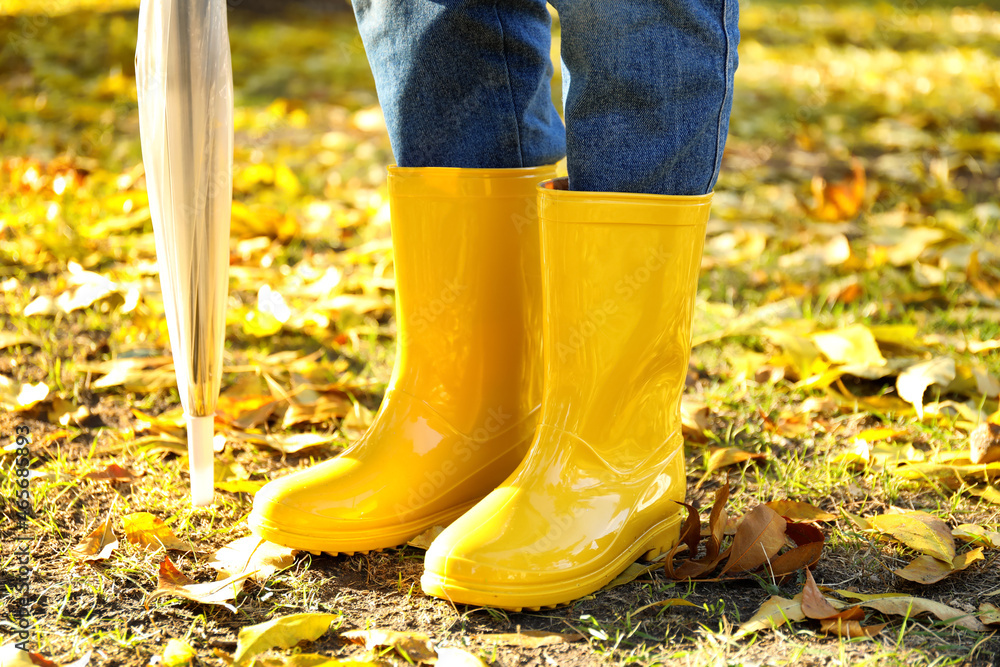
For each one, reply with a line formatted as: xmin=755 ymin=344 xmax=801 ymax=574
xmin=248 ymin=164 xmax=710 ymax=610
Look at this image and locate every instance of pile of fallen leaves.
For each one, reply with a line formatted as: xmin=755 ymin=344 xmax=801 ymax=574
xmin=737 ymin=567 xmax=997 ymax=640
xmin=3 ymin=0 xmax=1000 ymax=664
xmin=37 ymin=491 xmax=594 ymax=667
xmin=733 ymin=509 xmax=1000 ymax=640
xmin=664 ymin=483 xmax=825 ymax=582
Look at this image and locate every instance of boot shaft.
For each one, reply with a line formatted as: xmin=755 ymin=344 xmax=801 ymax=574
xmin=386 ymin=166 xmax=554 ymax=435
xmin=537 ymin=178 xmax=710 ymax=460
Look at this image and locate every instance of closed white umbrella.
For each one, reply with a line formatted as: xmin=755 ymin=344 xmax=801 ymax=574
xmin=136 ymin=0 xmax=233 ymax=506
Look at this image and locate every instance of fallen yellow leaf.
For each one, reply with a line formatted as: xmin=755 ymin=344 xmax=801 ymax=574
xmin=146 ymin=557 xmax=257 ymax=613
xmin=811 ymin=324 xmax=886 ymax=366
xmin=893 ymin=548 xmax=984 ymax=584
xmin=704 ymin=447 xmax=767 ymax=475
xmin=764 ymin=500 xmax=836 ymax=522
xmin=207 ymin=535 xmax=297 ymax=584
xmin=858 ymin=595 xmax=987 ymax=632
xmin=475 ymin=631 xmax=585 ymax=648
xmin=69 ymin=520 xmax=118 ymax=561
xmin=121 ymin=512 xmax=195 ymax=552
xmin=735 ymin=595 xmax=804 ymax=638
xmin=233 ymin=612 xmax=341 ymax=666
xmin=896 ymin=357 xmax=956 ymax=419
xmin=870 ymin=512 xmax=956 ymax=565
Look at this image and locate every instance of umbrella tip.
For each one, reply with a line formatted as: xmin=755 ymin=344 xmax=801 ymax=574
xmin=187 ymin=414 xmax=215 ymax=507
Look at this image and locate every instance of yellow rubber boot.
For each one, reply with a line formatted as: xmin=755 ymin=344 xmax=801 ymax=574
xmin=248 ymin=165 xmax=555 ymax=553
xmin=421 ymin=177 xmax=710 ymax=609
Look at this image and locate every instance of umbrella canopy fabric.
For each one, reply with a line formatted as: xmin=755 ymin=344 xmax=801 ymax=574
xmin=136 ymin=0 xmax=233 ymax=506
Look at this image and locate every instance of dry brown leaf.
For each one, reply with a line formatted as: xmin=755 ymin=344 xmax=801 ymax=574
xmin=837 ymin=590 xmax=924 ymax=602
xmin=407 ymin=524 xmax=445 ymax=551
xmin=0 ymin=378 xmax=49 ymax=410
xmin=808 ymin=157 xmax=865 ymax=222
xmin=802 ymin=569 xmax=852 ymax=620
xmin=340 ymin=629 xmax=436 ymax=663
xmin=282 ymin=391 xmax=353 ymax=429
xmin=896 ymin=357 xmax=956 ymax=419
xmin=705 ymin=483 xmax=731 ymax=551
xmin=681 ymin=396 xmax=711 ymax=443
xmin=859 ymin=596 xmax=987 ymax=632
xmin=207 ymin=535 xmax=297 ymax=584
xmin=82 ymin=463 xmax=143 ymax=482
xmin=48 ymin=396 xmax=92 ymax=427
xmin=475 ymin=631 xmax=584 ymax=648
xmin=929 ymin=450 xmax=975 ymax=465
xmin=677 ymin=501 xmax=702 ymax=558
xmin=86 ymin=357 xmax=175 ymax=392
xmin=979 ymin=602 xmax=1000 ymax=626
xmin=970 ymin=422 xmax=1000 ymax=464
xmin=145 ymin=556 xmax=256 ymax=612
xmin=69 ymin=520 xmax=118 ymax=561
xmin=672 ymin=512 xmax=823 ymax=583
xmin=704 ymin=447 xmax=767 ymax=475
xmin=766 ymin=540 xmax=824 ymax=579
xmin=228 ymin=429 xmax=341 ymax=455
xmin=819 ymin=619 xmax=887 ymax=638
xmin=28 ymin=651 xmax=60 ymax=666
xmin=869 ymin=512 xmax=956 ymax=565
xmin=893 ymin=548 xmax=985 ymax=584
xmin=967 ymin=484 xmax=1000 ymax=505
xmin=214 ymin=393 xmax=280 ymax=430
xmin=131 ymin=433 xmax=189 ymax=458
xmin=0 ymin=332 xmax=43 ymax=350
xmin=718 ymin=505 xmax=787 ymax=575
xmin=668 ymin=482 xmax=731 ymax=579
xmin=952 ymin=524 xmax=1000 ymax=548
xmin=132 ymin=406 xmax=186 ymax=437
xmin=121 ymin=512 xmax=195 ymax=552
xmin=785 ymin=521 xmax=825 ymax=549
xmin=670 ymin=550 xmax=724 ymax=580
xmin=764 ymin=500 xmax=836 ymax=522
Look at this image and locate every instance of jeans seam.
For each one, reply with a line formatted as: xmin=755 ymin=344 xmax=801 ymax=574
xmin=492 ymin=1 xmax=525 ymax=167
xmin=710 ymin=0 xmax=734 ymax=193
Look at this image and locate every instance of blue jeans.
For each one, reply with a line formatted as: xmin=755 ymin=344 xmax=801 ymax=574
xmin=352 ymin=0 xmax=738 ymax=196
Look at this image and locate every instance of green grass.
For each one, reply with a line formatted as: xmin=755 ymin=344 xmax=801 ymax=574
xmin=2 ymin=0 xmax=1000 ymax=665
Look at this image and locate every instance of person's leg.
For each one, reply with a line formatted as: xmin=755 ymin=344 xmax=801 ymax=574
xmin=421 ymin=0 xmax=738 ymax=608
xmin=352 ymin=0 xmax=565 ymax=168
xmin=553 ymin=0 xmax=739 ymax=194
xmin=249 ymin=1 xmax=562 ymax=553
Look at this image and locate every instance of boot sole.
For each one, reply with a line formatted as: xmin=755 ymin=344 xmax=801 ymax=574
xmin=247 ymin=498 xmax=481 ymax=556
xmin=419 ymin=512 xmax=682 ymax=611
